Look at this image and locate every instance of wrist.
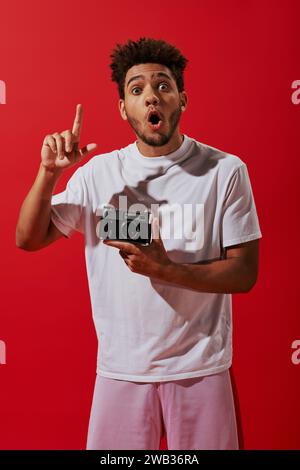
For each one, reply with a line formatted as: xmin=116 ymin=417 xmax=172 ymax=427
xmin=39 ymin=161 xmax=63 ymax=179
xmin=157 ymin=260 xmax=177 ymax=283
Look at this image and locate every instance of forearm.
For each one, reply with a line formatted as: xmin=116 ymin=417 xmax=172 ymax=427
xmin=16 ymin=163 xmax=63 ymax=249
xmin=160 ymin=257 xmax=253 ymax=294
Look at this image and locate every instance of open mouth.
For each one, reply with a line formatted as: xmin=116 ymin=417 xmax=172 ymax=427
xmin=147 ymin=111 xmax=163 ymax=130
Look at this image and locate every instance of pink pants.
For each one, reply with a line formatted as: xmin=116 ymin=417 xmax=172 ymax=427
xmin=86 ymin=369 xmax=239 ymax=450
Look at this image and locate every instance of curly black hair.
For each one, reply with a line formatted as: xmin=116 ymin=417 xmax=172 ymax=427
xmin=109 ymin=37 xmax=188 ymax=100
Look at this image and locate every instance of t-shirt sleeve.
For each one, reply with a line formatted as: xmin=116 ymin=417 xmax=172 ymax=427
xmin=221 ymin=163 xmax=262 ymax=248
xmin=50 ymin=166 xmax=87 ymax=239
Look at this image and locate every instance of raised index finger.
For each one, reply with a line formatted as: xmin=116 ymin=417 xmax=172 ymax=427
xmin=72 ymin=104 xmax=83 ymax=141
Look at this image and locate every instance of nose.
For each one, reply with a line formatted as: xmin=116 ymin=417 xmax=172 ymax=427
xmin=145 ymin=88 xmax=160 ymax=106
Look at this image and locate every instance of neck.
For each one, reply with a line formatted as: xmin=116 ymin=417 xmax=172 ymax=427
xmin=136 ymin=131 xmax=184 ymax=157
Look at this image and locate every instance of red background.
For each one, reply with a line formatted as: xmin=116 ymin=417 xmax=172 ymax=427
xmin=0 ymin=0 xmax=299 ymax=450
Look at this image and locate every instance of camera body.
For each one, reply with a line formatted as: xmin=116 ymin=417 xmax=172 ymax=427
xmin=97 ymin=204 xmax=153 ymax=246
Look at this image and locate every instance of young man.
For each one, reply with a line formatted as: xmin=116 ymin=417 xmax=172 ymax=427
xmin=16 ymin=37 xmax=262 ymax=450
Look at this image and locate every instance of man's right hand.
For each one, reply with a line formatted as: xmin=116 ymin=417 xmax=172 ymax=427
xmin=41 ymin=104 xmax=98 ymax=171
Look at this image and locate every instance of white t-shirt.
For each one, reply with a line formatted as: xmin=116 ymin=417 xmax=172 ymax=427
xmin=50 ymin=134 xmax=262 ymax=382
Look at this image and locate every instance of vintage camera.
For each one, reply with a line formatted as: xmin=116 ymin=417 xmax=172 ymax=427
xmin=97 ymin=204 xmax=153 ymax=246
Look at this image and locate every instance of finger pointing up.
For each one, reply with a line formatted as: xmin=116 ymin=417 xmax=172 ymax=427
xmin=72 ymin=104 xmax=83 ymax=142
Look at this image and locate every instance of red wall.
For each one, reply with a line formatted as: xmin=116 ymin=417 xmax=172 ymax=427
xmin=1 ymin=0 xmax=299 ymax=450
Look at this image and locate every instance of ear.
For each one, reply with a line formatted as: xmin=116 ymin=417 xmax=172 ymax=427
xmin=119 ymin=99 xmax=128 ymax=121
xmin=180 ymin=91 xmax=188 ymax=112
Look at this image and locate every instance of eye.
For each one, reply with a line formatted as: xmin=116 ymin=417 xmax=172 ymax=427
xmin=158 ymin=82 xmax=169 ymax=90
xmin=131 ymin=82 xmax=169 ymax=95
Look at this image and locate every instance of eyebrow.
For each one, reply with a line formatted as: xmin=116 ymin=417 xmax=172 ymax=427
xmin=126 ymin=72 xmax=173 ymax=89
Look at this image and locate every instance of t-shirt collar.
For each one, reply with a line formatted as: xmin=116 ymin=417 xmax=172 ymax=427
xmin=129 ymin=134 xmax=193 ymax=167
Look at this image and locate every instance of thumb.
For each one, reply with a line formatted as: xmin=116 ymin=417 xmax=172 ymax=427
xmin=79 ymin=143 xmax=98 ymax=158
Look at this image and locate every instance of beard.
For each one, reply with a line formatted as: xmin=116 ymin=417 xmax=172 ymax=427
xmin=125 ymin=104 xmax=182 ymax=147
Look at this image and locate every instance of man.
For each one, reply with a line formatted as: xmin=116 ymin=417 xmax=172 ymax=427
xmin=16 ymin=37 xmax=262 ymax=450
